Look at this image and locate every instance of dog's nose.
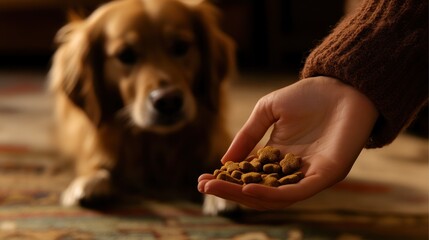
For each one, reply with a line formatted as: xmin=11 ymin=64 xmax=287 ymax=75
xmin=149 ymin=87 xmax=184 ymax=115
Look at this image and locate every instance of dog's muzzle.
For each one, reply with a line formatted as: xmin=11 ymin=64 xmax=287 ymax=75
xmin=149 ymin=86 xmax=185 ymax=126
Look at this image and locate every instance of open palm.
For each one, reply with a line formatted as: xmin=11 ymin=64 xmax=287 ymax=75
xmin=198 ymin=76 xmax=378 ymax=210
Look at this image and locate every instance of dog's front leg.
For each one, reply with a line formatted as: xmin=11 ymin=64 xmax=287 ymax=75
xmin=61 ymin=168 xmax=113 ymax=207
xmin=60 ymin=126 xmax=120 ymax=208
xmin=203 ymin=194 xmax=240 ymax=216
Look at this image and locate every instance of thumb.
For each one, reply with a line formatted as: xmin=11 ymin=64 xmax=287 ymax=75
xmin=221 ymin=97 xmax=276 ymax=164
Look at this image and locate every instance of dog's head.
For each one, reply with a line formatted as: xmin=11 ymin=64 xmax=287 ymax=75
xmin=50 ymin=0 xmax=235 ymax=133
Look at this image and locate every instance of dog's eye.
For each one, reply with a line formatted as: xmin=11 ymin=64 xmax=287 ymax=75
xmin=116 ymin=47 xmax=137 ymax=65
xmin=169 ymin=39 xmax=190 ymax=57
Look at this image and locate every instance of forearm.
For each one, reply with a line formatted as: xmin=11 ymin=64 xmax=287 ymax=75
xmin=301 ymin=0 xmax=428 ymax=148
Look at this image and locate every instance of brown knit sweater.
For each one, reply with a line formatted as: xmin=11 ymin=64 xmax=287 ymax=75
xmin=301 ymin=0 xmax=428 ymax=148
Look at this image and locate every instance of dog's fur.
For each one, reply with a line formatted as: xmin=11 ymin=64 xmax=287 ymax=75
xmin=49 ymin=0 xmax=235 ymax=214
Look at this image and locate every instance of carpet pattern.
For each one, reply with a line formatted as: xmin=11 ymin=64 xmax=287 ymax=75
xmin=0 ymin=71 xmax=427 ymax=240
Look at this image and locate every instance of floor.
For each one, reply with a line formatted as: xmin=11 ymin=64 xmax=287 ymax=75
xmin=0 ymin=69 xmax=427 ymax=239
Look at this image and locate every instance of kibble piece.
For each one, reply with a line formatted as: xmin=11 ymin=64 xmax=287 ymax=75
xmin=244 ymin=154 xmax=258 ymax=162
xmin=261 ymin=173 xmax=280 ymax=179
xmin=294 ymin=171 xmax=305 ymax=179
xmin=250 ymin=159 xmax=263 ymax=172
xmin=267 ymin=173 xmax=280 ymax=179
xmin=231 ymin=170 xmax=243 ymax=179
xmin=257 ymin=146 xmax=281 ymax=163
xmin=213 ymin=169 xmax=223 ymax=178
xmin=262 ymin=163 xmax=281 ymax=174
xmin=239 ymin=161 xmax=256 ymax=172
xmin=216 ymin=172 xmax=243 ymax=185
xmin=280 ymin=153 xmax=302 ymax=175
xmin=241 ymin=172 xmax=262 ymax=184
xmin=224 ymin=161 xmax=234 ymax=167
xmin=278 ymin=172 xmax=304 ymax=185
xmin=226 ymin=162 xmax=240 ymax=173
xmin=261 ymin=176 xmax=280 ymax=187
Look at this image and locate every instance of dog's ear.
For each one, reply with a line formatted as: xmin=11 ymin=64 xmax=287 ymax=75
xmin=49 ymin=20 xmax=102 ymax=126
xmin=191 ymin=2 xmax=236 ymax=111
xmin=49 ymin=18 xmax=115 ymax=127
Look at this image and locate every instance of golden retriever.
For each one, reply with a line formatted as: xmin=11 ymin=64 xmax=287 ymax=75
xmin=49 ymin=0 xmax=236 ymax=214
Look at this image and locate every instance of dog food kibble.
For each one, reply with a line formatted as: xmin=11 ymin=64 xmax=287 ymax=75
xmin=239 ymin=161 xmax=255 ymax=172
xmin=241 ymin=172 xmax=262 ymax=184
xmin=216 ymin=171 xmax=243 ymax=185
xmin=278 ymin=171 xmax=304 ymax=185
xmin=262 ymin=163 xmax=281 ymax=174
xmin=250 ymin=159 xmax=263 ymax=172
xmin=280 ymin=153 xmax=302 ymax=175
xmin=213 ymin=146 xmax=304 ymax=187
xmin=231 ymin=170 xmax=243 ymax=179
xmin=226 ymin=162 xmax=240 ymax=173
xmin=257 ymin=146 xmax=281 ymax=163
xmin=261 ymin=175 xmax=280 ymax=187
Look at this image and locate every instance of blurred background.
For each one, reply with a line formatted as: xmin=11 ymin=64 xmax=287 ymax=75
xmin=0 ymin=0 xmax=347 ymax=70
xmin=0 ymin=0 xmax=426 ymax=136
xmin=0 ymin=0 xmax=348 ymax=72
xmin=0 ymin=0 xmax=427 ymax=239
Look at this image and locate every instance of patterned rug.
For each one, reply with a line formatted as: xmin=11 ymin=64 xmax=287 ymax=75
xmin=0 ymin=70 xmax=427 ymax=240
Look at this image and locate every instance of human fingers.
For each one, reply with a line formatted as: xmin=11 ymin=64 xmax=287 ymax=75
xmin=242 ymin=173 xmax=335 ymax=203
xmin=197 ymin=174 xmax=215 ymax=193
xmin=201 ymin=179 xmax=289 ymax=210
xmin=221 ymin=97 xmax=276 ymax=164
xmin=197 ymin=167 xmax=307 ymax=209
xmin=197 ymin=175 xmax=278 ymax=209
xmin=198 ymin=173 xmax=215 ymax=182
xmin=202 ymin=179 xmax=295 ymax=210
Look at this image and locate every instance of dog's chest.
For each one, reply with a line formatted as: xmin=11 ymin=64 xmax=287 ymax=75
xmin=115 ymin=131 xmax=212 ymax=190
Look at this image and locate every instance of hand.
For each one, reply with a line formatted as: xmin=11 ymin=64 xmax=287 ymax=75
xmin=198 ymin=76 xmax=378 ymax=210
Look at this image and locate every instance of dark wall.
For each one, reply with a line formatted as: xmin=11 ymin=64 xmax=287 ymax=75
xmin=215 ymin=0 xmax=345 ymax=72
xmin=0 ymin=0 xmax=106 ymax=69
xmin=0 ymin=0 xmax=344 ymax=72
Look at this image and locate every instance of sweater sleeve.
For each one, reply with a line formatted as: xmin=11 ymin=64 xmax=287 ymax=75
xmin=301 ymin=0 xmax=428 ymax=148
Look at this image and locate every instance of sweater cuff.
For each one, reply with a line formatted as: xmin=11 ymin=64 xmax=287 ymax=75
xmin=301 ymin=0 xmax=428 ymax=148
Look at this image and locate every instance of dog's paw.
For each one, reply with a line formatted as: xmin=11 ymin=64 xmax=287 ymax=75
xmin=202 ymin=194 xmax=240 ymax=216
xmin=61 ymin=169 xmax=113 ymax=207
